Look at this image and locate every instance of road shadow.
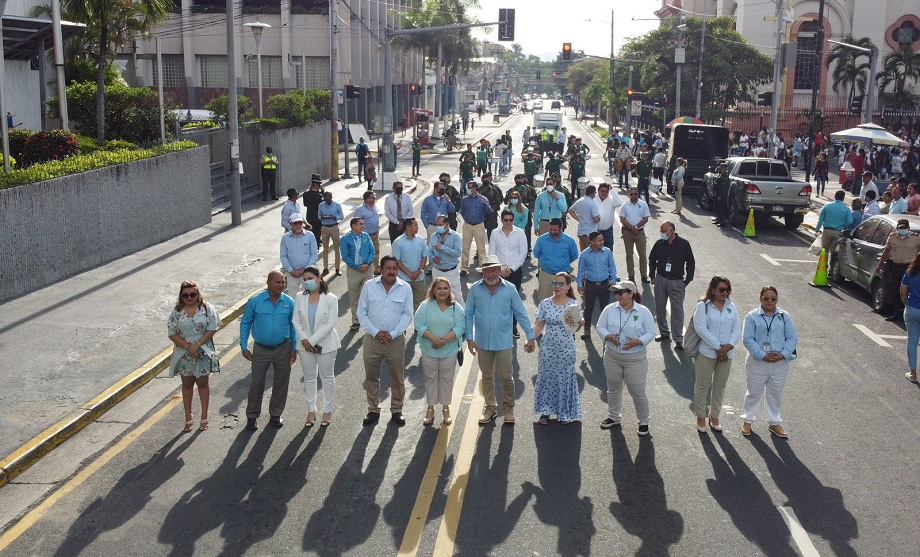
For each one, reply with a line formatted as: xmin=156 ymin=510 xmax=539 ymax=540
xmin=660 ymin=345 xmax=695 ymax=401
xmin=579 ymin=336 xmax=607 ymax=401
xmin=750 ymin=435 xmax=859 ymax=556
xmin=609 ymin=429 xmax=682 ymax=556
xmin=700 ymin=433 xmax=792 ymax=556
xmin=302 ymin=425 xmax=399 ymax=556
xmin=49 ymin=433 xmax=195 ymax=557
xmin=382 ymin=427 xmax=441 ymax=546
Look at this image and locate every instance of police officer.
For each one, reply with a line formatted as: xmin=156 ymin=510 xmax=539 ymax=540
xmin=261 ymin=147 xmax=279 ymax=201
xmin=713 ymin=162 xmax=731 ymax=227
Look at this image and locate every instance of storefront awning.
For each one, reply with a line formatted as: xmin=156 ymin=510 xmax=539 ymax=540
xmin=2 ymin=15 xmax=84 ymax=61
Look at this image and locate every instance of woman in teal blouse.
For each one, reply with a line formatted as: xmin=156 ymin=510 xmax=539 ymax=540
xmin=415 ymin=277 xmax=465 ymax=426
xmin=504 ymin=190 xmax=531 ymax=231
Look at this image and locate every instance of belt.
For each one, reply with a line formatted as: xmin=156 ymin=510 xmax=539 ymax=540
xmin=368 ymin=232 xmax=378 ymax=236
xmin=255 ymin=341 xmax=285 ymax=350
xmin=465 ymin=221 xmax=483 ymax=225
xmin=436 ymin=265 xmax=458 ymax=272
xmin=323 ymin=223 xmax=339 ymax=227
xmin=657 ymin=273 xmax=683 ymax=281
xmin=586 ymin=280 xmax=610 ymax=287
xmin=540 ymin=219 xmax=550 ymax=222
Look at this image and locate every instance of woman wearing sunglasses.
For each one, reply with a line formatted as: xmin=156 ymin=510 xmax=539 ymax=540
xmin=167 ymin=280 xmax=221 ymax=432
xmin=692 ymin=275 xmax=741 ymax=433
xmin=596 ymin=280 xmax=656 ymax=435
xmin=533 ymin=272 xmax=583 ymax=424
xmin=740 ymin=286 xmax=798 ymax=438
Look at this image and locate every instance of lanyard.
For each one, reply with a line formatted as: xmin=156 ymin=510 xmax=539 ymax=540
xmin=617 ymin=307 xmax=636 ymax=338
xmin=761 ymin=312 xmax=778 ymax=338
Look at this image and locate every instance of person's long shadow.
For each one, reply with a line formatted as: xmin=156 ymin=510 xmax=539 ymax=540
xmin=159 ymin=427 xmax=280 ymax=556
xmin=218 ymin=427 xmax=325 ymax=555
xmin=579 ymin=336 xmax=606 ymax=396
xmin=660 ymin=345 xmax=695 ymax=401
xmin=700 ymin=434 xmax=793 ymax=556
xmin=382 ymin=427 xmax=441 ymax=545
xmin=529 ymin=423 xmax=596 ymax=557
xmin=403 ymin=330 xmax=426 ymax=402
xmin=301 ymin=425 xmax=399 ymax=556
xmin=750 ymin=435 xmax=859 ymax=557
xmin=452 ymin=426 xmax=532 ymax=554
xmin=609 ymin=429 xmax=682 ymax=556
xmin=51 ymin=433 xmax=195 ymax=557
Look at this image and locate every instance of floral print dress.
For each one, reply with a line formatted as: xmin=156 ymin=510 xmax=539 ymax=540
xmin=534 ymin=298 xmax=582 ymax=421
xmin=167 ymin=302 xmax=221 ymax=378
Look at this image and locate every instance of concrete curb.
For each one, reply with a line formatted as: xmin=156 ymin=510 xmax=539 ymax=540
xmin=0 ymin=178 xmax=429 ymax=490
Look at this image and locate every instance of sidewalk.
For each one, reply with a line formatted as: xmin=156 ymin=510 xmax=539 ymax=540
xmin=0 ymin=172 xmax=429 ymax=487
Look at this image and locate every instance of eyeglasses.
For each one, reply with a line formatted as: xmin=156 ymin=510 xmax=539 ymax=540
xmin=762 ymin=296 xmax=777 ymax=302
xmin=717 ymin=287 xmax=731 ymax=293
xmin=181 ymin=292 xmax=198 ymax=299
xmin=551 ymin=281 xmax=567 ymax=287
xmin=628 ymin=194 xmax=639 ymax=197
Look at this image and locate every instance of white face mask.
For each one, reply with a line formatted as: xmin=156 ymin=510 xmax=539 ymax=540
xmin=547 ymin=185 xmax=555 ymax=192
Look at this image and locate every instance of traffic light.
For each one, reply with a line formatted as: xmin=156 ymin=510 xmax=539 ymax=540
xmin=627 ymin=88 xmax=634 ymax=98
xmin=409 ymin=84 xmax=420 ymax=95
xmin=498 ymin=8 xmax=515 ymax=41
xmin=850 ymin=95 xmax=864 ymax=115
xmin=757 ymin=91 xmax=773 ymax=106
xmin=346 ymin=85 xmax=361 ymax=99
xmin=552 ymin=72 xmax=557 ymax=78
xmin=663 ymin=96 xmax=669 ymax=106
xmin=562 ymin=43 xmax=572 ymax=61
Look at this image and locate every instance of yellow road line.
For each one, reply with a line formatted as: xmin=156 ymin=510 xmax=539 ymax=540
xmin=397 ymin=349 xmax=474 ymax=556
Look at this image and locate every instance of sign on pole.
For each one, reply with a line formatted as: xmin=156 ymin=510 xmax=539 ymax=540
xmin=631 ymin=100 xmax=642 ymax=116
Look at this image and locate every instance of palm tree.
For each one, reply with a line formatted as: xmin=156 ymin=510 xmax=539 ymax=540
xmin=61 ymin=0 xmax=173 ymax=142
xmin=824 ymin=36 xmax=874 ymax=110
xmin=876 ymin=45 xmax=920 ymax=110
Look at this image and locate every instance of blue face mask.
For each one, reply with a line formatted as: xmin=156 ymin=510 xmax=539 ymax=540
xmin=660 ymin=232 xmax=670 ymax=241
xmin=899 ymin=229 xmax=910 ymax=237
xmin=510 ymin=198 xmax=519 ymax=205
xmin=435 ymin=225 xmax=446 ymax=234
xmin=304 ymin=279 xmax=319 ymax=292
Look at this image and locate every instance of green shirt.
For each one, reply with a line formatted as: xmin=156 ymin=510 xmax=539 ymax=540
xmin=636 ymin=160 xmax=653 ymax=178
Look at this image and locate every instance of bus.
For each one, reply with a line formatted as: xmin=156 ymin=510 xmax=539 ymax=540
xmin=666 ymin=124 xmax=730 ymax=192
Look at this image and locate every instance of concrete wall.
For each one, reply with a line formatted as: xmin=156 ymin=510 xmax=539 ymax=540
xmin=240 ymin=121 xmax=332 ymax=195
xmin=0 ymin=146 xmax=211 ymax=302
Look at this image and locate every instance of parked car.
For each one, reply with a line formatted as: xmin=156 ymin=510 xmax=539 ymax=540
xmin=829 ymin=214 xmax=920 ymax=312
xmin=699 ymin=156 xmax=811 ymax=230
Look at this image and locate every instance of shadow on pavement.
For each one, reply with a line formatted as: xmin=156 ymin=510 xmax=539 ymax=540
xmin=382 ymin=427 xmax=440 ymax=546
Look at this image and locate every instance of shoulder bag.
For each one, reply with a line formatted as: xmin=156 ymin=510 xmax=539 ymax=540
xmin=682 ymin=302 xmax=706 ymax=358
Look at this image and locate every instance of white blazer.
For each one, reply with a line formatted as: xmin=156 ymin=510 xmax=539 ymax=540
xmin=293 ymin=292 xmax=341 ymax=352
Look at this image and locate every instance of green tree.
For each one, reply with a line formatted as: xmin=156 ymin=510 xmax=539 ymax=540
xmin=876 ymin=44 xmax=920 ymax=110
xmin=825 ymin=36 xmax=874 ymax=107
xmin=205 ymin=94 xmax=253 ymax=123
xmin=396 ymin=0 xmax=481 ymax=80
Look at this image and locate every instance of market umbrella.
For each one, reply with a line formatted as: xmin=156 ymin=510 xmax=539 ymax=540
xmin=830 ymin=122 xmax=907 ymax=147
xmin=668 ymin=116 xmax=704 ymax=127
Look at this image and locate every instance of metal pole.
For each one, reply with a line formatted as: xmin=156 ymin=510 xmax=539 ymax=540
xmin=256 ymin=39 xmax=264 ymax=118
xmin=227 ymin=0 xmax=241 ymax=225
xmin=0 ymin=3 xmax=8 ymax=172
xmin=329 ymin=0 xmax=339 ymax=179
xmin=609 ymin=9 xmax=615 ymax=135
xmin=695 ymin=11 xmax=706 ymax=119
xmin=383 ymin=27 xmax=395 ymax=173
xmin=675 ymin=12 xmax=684 ymax=116
xmin=865 ymin=46 xmax=878 ymax=123
xmin=433 ymin=41 xmax=442 ymax=139
xmin=768 ymin=0 xmax=784 ymax=154
xmin=807 ymin=0 xmax=826 ymax=182
xmin=625 ymin=64 xmax=634 ymax=136
xmin=157 ymin=37 xmax=165 ymax=145
xmin=51 ymin=0 xmax=68 ymax=129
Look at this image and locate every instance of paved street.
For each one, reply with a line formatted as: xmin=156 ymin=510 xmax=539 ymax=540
xmin=1 ymin=111 xmax=918 ymax=555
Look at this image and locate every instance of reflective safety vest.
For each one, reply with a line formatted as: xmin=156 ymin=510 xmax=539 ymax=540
xmin=539 ymin=129 xmax=549 ymax=142
xmin=262 ymin=155 xmax=278 ymax=170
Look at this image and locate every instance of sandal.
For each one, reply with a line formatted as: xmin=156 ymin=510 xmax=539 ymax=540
xmin=538 ymin=414 xmax=550 ymax=425
xmin=442 ymin=407 xmax=452 ymax=426
xmin=907 ymin=372 xmax=918 ymax=383
xmin=198 ymin=418 xmax=209 ymax=431
xmin=321 ymin=412 xmax=332 ymax=427
xmin=183 ymin=419 xmax=194 ymax=433
xmin=304 ymin=412 xmax=316 ymax=428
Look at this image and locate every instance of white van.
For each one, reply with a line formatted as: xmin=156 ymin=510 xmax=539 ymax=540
xmin=533 ymin=110 xmax=563 ymax=131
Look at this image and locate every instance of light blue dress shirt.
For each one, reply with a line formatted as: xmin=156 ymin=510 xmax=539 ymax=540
xmin=428 ymin=229 xmax=462 ymax=270
xmin=570 ymin=196 xmax=600 ymax=236
xmin=693 ymin=299 xmax=742 ymax=359
xmin=280 ymin=231 xmax=318 ymax=272
xmin=465 ymin=280 xmax=535 ymax=350
xmin=533 ymin=190 xmax=568 ymax=222
xmin=354 ymin=203 xmax=380 ymax=234
xmin=889 ymin=197 xmax=908 ymax=215
xmin=239 ymin=291 xmax=298 ymax=350
xmin=415 ymin=299 xmax=466 ymax=358
xmin=533 ymin=232 xmax=579 ymax=273
xmin=340 ymin=231 xmax=376 ymax=269
xmin=742 ymin=306 xmax=799 ymax=361
xmin=420 ymin=194 xmax=456 ymax=228
xmin=816 ymin=200 xmax=853 ymax=232
xmin=357 ymin=277 xmax=414 ymax=338
xmin=576 ymin=246 xmax=617 ymax=287
xmin=392 ymin=234 xmax=428 ymax=281
xmin=281 ymin=200 xmax=302 ymax=232
xmin=318 ymin=200 xmax=344 ymax=225
xmin=596 ymin=302 xmax=656 ymax=354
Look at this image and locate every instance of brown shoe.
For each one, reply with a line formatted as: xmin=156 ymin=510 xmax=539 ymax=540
xmin=741 ymin=422 xmax=752 ymax=436
xmin=503 ymin=409 xmax=515 ymax=425
xmin=768 ymin=424 xmax=788 ymax=438
xmin=478 ymin=407 xmax=497 ymax=425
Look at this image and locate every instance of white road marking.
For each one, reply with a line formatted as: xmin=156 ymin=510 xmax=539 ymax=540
xmin=853 ymin=324 xmax=893 ymax=347
xmin=760 ymin=253 xmax=815 ymax=266
xmin=778 ymin=506 xmax=821 ymax=557
xmin=760 ymin=254 xmax=781 ymax=266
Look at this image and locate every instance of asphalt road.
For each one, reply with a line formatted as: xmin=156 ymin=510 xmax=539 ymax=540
xmin=1 ymin=111 xmax=918 ymax=556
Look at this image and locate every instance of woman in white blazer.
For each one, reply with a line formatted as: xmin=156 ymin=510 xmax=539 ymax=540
xmin=293 ymin=266 xmax=341 ymax=427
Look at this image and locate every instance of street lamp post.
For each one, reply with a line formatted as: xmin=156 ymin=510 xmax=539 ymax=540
xmin=244 ymin=22 xmax=271 ymax=119
xmin=827 ymin=39 xmax=879 ymax=123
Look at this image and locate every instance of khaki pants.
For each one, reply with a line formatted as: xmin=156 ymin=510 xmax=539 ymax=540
xmin=347 ymin=266 xmax=373 ymax=325
xmin=362 ymin=333 xmax=406 ymax=412
xmin=622 ymin=227 xmax=648 ymax=280
xmin=321 ymin=226 xmax=341 ymax=270
xmin=674 ymin=181 xmax=684 ymax=212
xmin=246 ymin=343 xmax=293 ymax=419
xmin=537 ymin=267 xmax=558 ymax=301
xmin=408 ymin=279 xmax=427 ymax=312
xmin=537 ymin=219 xmax=550 ymax=235
xmin=694 ymin=353 xmax=734 ymax=418
xmin=284 ymin=271 xmax=302 ymax=297
xmin=421 ymin=352 xmax=457 ymax=406
xmin=820 ymin=229 xmax=841 ymax=251
xmin=478 ymin=348 xmax=514 ymax=411
xmin=369 ymin=232 xmax=380 ymax=271
xmin=578 ymin=235 xmax=590 ymax=250
xmin=461 ymin=222 xmax=487 ymax=271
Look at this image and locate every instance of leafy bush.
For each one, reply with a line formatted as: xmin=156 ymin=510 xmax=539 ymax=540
xmin=0 ymin=141 xmax=198 ymax=189
xmin=54 ymin=82 xmax=178 ymax=144
xmin=248 ymin=118 xmax=284 ymax=130
xmin=75 ymin=134 xmax=102 ymax=155
xmin=205 ymin=94 xmax=252 ymax=123
xmin=266 ymin=89 xmax=331 ymax=127
xmin=8 ymin=128 xmax=34 ymax=161
xmin=104 ymin=139 xmax=138 ymax=151
xmin=182 ymin=121 xmax=217 ymax=130
xmin=21 ymin=129 xmax=78 ymax=166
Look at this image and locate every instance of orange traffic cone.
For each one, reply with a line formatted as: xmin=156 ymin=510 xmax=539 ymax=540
xmin=809 ymin=248 xmax=830 ymax=288
xmin=743 ymin=209 xmax=756 ymax=237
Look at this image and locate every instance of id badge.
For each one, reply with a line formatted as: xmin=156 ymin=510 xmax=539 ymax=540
xmin=665 ymin=263 xmax=672 ymax=273
xmin=762 ymin=341 xmax=772 ymax=353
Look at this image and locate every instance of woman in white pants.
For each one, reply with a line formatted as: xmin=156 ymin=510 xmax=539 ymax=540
xmin=414 ymin=277 xmax=465 ymax=426
xmin=740 ymin=286 xmax=799 ymax=438
xmin=293 ymin=267 xmax=341 ymax=428
xmin=596 ymin=280 xmax=656 ymax=436
xmin=692 ymin=275 xmax=741 ymax=434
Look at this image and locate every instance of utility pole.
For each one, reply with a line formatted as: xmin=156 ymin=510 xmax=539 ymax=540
xmin=432 ymin=41 xmax=442 ymax=139
xmin=226 ymin=0 xmax=241 ymax=225
xmin=768 ymin=0 xmax=785 ymax=156
xmin=694 ymin=11 xmax=707 ymax=119
xmin=329 ymin=0 xmax=340 ymax=179
xmin=675 ymin=11 xmax=684 ymax=117
xmin=807 ymin=0 xmax=826 ymax=182
xmin=608 ymin=9 xmax=615 ymax=135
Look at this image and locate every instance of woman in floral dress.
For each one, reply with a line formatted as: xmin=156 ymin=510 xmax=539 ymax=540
xmin=533 ymin=272 xmax=583 ymax=424
xmin=167 ymin=280 xmax=221 ymax=432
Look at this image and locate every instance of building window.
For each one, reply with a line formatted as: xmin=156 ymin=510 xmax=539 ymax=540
xmin=200 ymin=55 xmax=228 ymax=87
xmin=248 ymin=56 xmax=283 ymax=88
xmin=153 ymin=55 xmax=185 ymax=87
xmin=793 ymin=21 xmax=820 ymax=90
xmin=892 ymin=21 xmax=920 ymax=47
xmin=294 ymin=56 xmax=330 ymax=89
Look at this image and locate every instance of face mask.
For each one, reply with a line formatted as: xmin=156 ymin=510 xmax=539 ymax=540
xmin=547 ymin=185 xmax=555 ymax=192
xmin=510 ymin=198 xmax=519 ymax=205
xmin=304 ymin=279 xmax=319 ymax=292
xmin=435 ymin=225 xmax=446 ymax=234
xmin=899 ymin=229 xmax=910 ymax=237
xmin=660 ymin=232 xmax=669 ymax=241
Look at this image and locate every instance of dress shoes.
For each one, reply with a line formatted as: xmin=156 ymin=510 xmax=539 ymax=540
xmin=362 ymin=411 xmax=380 ymax=426
xmin=885 ymin=314 xmax=903 ymax=322
xmin=503 ymin=410 xmax=515 ymax=425
xmin=654 ymin=334 xmax=670 ymax=342
xmin=478 ymin=407 xmax=497 ymax=425
xmin=245 ymin=418 xmax=258 ymax=431
xmin=391 ymin=412 xmax=406 ymax=426
xmin=269 ymin=416 xmax=284 ymax=428
xmin=768 ymin=424 xmax=788 ymax=438
xmin=741 ymin=422 xmax=753 ymax=436
xmin=675 ymin=342 xmax=684 ymax=351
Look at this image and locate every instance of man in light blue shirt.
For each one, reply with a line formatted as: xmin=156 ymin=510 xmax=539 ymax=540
xmin=533 ymin=179 xmax=568 ymax=234
xmin=341 ymin=218 xmax=376 ymax=330
xmin=420 ymin=182 xmax=456 ymax=237
xmin=318 ymin=191 xmax=345 ymax=276
xmin=576 ymin=231 xmax=617 ymax=339
xmin=357 ymin=256 xmax=414 ymax=426
xmin=464 ymin=255 xmax=536 ymax=425
xmin=392 ymin=217 xmax=428 ymax=310
xmin=280 ymin=213 xmax=318 ymax=296
xmin=354 ymin=190 xmax=381 ymax=273
xmin=459 ymin=182 xmax=491 ymax=276
xmin=568 ymin=185 xmax=601 ymax=249
xmin=281 ymin=189 xmax=301 ymax=232
xmin=533 ymin=218 xmax=580 ymax=300
xmin=815 ymin=189 xmax=853 ymax=250
xmin=889 ymin=184 xmax=908 ymax=215
xmin=429 ymin=214 xmax=464 ymax=303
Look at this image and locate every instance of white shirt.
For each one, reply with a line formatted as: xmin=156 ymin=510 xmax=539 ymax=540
xmin=652 ymin=152 xmax=667 ymax=168
xmin=863 ymin=199 xmax=881 ymax=216
xmin=384 ymin=191 xmax=414 ymax=224
xmin=620 ymin=199 xmax=651 ymax=227
xmin=859 ymin=181 xmax=879 ymax=205
xmin=557 ymin=130 xmax=567 ymax=145
xmin=595 ymin=192 xmax=623 ymax=231
xmin=489 ymin=226 xmax=528 ymax=272
xmin=570 ymin=196 xmax=600 ymax=236
xmin=357 ymin=277 xmax=414 ymax=338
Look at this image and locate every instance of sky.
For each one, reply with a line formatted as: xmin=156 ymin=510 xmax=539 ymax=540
xmin=470 ymin=1 xmax=663 ymax=61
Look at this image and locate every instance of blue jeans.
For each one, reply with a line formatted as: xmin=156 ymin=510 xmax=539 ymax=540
xmin=906 ymin=305 xmax=920 ymax=370
xmin=600 ymin=226 xmax=614 ymax=250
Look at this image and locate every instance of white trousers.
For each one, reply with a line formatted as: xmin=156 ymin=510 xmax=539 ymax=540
xmin=740 ymin=356 xmax=789 ymax=425
xmin=432 ymin=266 xmax=464 ymax=305
xmin=603 ymin=349 xmax=650 ymax=425
xmin=298 ymin=349 xmax=337 ymax=413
